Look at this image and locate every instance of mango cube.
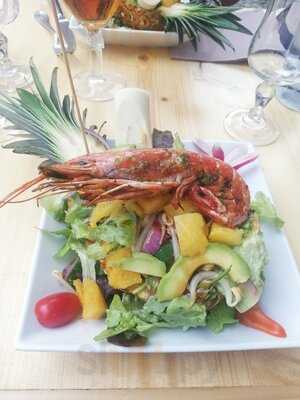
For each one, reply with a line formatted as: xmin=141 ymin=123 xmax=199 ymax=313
xmin=136 ymin=193 xmax=173 ymax=214
xmin=104 ymin=247 xmax=142 ymax=289
xmin=209 ymin=223 xmax=243 ymax=246
xmin=74 ymin=278 xmax=106 ymax=320
xmin=164 ymin=200 xmax=198 ymax=218
xmin=90 ymin=200 xmax=123 ymax=227
xmin=174 ymin=213 xmax=208 ymax=257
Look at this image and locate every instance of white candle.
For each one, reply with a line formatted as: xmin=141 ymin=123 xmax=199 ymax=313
xmin=114 ymin=88 xmax=152 ymax=147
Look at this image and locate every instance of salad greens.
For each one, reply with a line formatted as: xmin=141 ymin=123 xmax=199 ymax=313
xmin=173 ymin=133 xmax=185 ymax=150
xmin=43 ymin=194 xmax=136 ymax=259
xmin=95 ymin=212 xmax=137 ymax=246
xmin=206 ymin=299 xmax=238 ymax=334
xmin=235 ymin=231 xmax=268 ymax=289
xmin=251 ymin=191 xmax=284 ymax=229
xmin=43 ymin=193 xmax=137 ymax=285
xmin=40 ymin=193 xmax=67 ymax=222
xmin=94 ymin=294 xmax=206 ymax=342
xmin=65 ymin=194 xmax=92 ymax=224
xmin=154 ymin=241 xmax=174 ymax=270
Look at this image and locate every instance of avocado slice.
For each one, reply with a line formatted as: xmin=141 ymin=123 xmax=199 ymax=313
xmin=156 ymin=243 xmax=251 ymax=301
xmin=120 ymin=252 xmax=166 ymax=277
xmin=156 ymin=255 xmax=205 ymax=301
xmin=204 ymin=243 xmax=250 ymax=283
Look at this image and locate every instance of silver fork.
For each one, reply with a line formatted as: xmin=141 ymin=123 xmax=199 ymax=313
xmin=34 ymin=9 xmax=76 ymax=56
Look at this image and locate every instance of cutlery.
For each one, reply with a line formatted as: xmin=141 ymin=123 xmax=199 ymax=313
xmin=53 ymin=0 xmax=77 ymax=49
xmin=54 ymin=0 xmax=65 ymax=19
xmin=34 ymin=10 xmax=76 ymax=55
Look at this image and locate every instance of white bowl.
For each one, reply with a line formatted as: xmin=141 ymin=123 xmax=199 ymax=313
xmin=70 ymin=16 xmax=181 ymax=47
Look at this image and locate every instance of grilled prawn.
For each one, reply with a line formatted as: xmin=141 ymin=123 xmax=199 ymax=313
xmin=0 ymin=149 xmax=250 ymax=227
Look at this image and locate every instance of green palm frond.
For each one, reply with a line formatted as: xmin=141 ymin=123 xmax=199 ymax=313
xmin=0 ymin=60 xmax=105 ymax=163
xmin=160 ymin=3 xmax=252 ymax=50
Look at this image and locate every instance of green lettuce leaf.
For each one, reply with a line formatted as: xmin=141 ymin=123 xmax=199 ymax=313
xmin=94 ymin=295 xmax=206 ymax=342
xmin=235 ymin=231 xmax=268 ymax=288
xmin=55 ymin=232 xmax=75 ymax=258
xmin=42 ymin=227 xmax=71 ymax=239
xmin=73 ymin=247 xmax=96 ymax=280
xmin=161 ymin=297 xmax=207 ymax=331
xmin=71 ymin=219 xmax=91 ymax=240
xmin=95 ymin=295 xmax=141 ymax=341
xmin=122 ymin=294 xmax=145 ymax=311
xmin=85 ymin=242 xmax=109 ymax=260
xmin=40 ymin=193 xmax=67 ymax=222
xmin=65 ymin=194 xmax=91 ymax=224
xmin=70 ymin=211 xmax=136 ymax=245
xmin=95 ymin=212 xmax=136 ymax=246
xmin=251 ymin=192 xmax=284 ymax=229
xmin=173 ymin=133 xmax=185 ymax=150
xmin=206 ymin=300 xmax=237 ymax=334
xmin=154 ymin=241 xmax=174 ymax=269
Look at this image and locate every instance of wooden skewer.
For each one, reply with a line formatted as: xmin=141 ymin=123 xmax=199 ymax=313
xmin=49 ymin=0 xmax=90 ymax=155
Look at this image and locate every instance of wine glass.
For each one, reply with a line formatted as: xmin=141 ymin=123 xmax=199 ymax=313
xmin=224 ymin=0 xmax=300 ymax=146
xmin=62 ymin=0 xmax=125 ymax=102
xmin=0 ymin=0 xmax=32 ymax=93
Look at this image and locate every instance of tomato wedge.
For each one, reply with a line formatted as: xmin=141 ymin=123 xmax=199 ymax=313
xmin=237 ymin=304 xmax=287 ymax=338
xmin=35 ymin=292 xmax=82 ymax=328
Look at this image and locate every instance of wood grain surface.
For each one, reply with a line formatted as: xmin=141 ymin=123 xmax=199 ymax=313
xmin=1 ymin=1 xmax=300 ymax=398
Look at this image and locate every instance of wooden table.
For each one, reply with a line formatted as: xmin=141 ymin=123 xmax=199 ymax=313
xmin=1 ymin=1 xmax=300 ymax=399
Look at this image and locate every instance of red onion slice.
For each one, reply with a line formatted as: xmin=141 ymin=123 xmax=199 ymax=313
xmin=232 ymin=153 xmax=258 ymax=170
xmin=225 ymin=144 xmax=249 ymax=164
xmin=217 ymin=280 xmax=241 ymax=307
xmin=212 ymin=144 xmax=225 ymax=161
xmin=169 ymin=226 xmax=180 ymax=259
xmin=189 ymin=271 xmax=218 ymax=300
xmin=235 ymin=281 xmax=263 ymax=313
xmin=142 ymin=220 xmax=164 ymax=254
xmin=62 ymin=258 xmax=78 ymax=281
xmin=135 ymin=215 xmax=156 ymax=252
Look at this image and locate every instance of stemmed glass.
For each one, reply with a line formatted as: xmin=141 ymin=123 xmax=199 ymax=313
xmin=0 ymin=0 xmax=31 ymax=93
xmin=62 ymin=0 xmax=125 ymax=102
xmin=224 ymin=0 xmax=300 ymax=146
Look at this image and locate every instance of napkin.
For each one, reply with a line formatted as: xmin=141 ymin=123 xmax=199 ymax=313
xmin=170 ymin=9 xmax=265 ymax=62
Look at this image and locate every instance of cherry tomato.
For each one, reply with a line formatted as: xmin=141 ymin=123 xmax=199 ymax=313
xmin=35 ymin=292 xmax=82 ymax=328
xmin=237 ymin=304 xmax=287 ymax=338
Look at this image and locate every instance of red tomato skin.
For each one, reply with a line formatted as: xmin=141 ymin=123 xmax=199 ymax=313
xmin=237 ymin=304 xmax=287 ymax=338
xmin=35 ymin=292 xmax=82 ymax=328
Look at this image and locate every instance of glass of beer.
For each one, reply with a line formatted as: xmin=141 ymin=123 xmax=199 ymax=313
xmin=62 ymin=0 xmax=125 ymax=101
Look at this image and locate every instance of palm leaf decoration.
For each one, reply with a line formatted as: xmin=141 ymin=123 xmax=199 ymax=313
xmin=160 ymin=3 xmax=252 ymax=50
xmin=117 ymin=0 xmax=251 ymax=50
xmin=0 ymin=60 xmax=105 ymax=163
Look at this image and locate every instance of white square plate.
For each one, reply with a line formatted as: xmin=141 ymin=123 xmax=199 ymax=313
xmin=16 ymin=141 xmax=300 ymax=353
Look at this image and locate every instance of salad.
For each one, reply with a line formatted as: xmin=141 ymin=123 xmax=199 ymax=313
xmin=36 ymin=140 xmax=286 ymax=347
xmin=0 ymin=64 xmax=286 ymax=347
